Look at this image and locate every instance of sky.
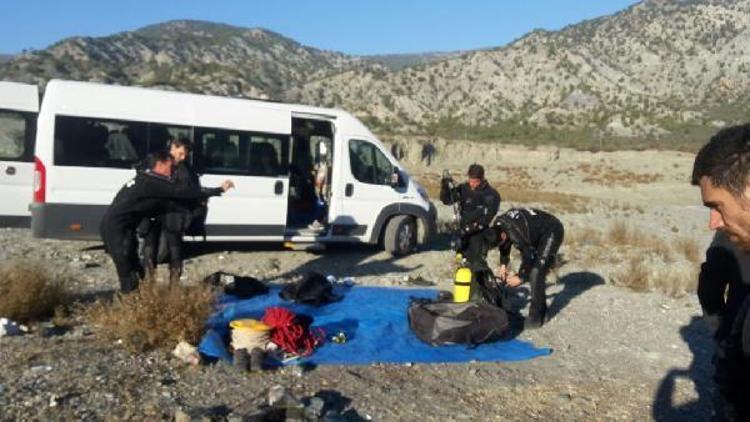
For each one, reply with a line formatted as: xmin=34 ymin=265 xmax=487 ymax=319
xmin=0 ymin=0 xmax=640 ymax=56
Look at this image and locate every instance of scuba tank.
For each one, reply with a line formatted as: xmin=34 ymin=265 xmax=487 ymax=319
xmin=453 ymin=259 xmax=472 ymax=303
xmin=442 ymin=170 xmax=472 ymax=302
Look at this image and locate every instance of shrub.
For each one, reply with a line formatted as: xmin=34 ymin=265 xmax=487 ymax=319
xmin=676 ymin=237 xmax=702 ymax=264
xmin=85 ymin=282 xmax=216 ymax=353
xmin=0 ymin=261 xmax=69 ymax=323
xmin=612 ymin=257 xmax=650 ymax=293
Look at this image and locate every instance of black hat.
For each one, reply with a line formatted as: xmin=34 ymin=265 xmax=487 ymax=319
xmin=467 ymin=164 xmax=485 ymax=179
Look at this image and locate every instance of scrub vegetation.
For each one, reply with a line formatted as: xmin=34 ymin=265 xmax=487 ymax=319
xmin=84 ymin=281 xmax=216 ymax=353
xmin=0 ymin=260 xmax=70 ymax=323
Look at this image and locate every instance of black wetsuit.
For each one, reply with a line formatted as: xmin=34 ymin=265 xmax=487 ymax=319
xmin=487 ymin=208 xmax=564 ymax=325
xmin=439 ymin=179 xmax=501 ymax=259
xmin=100 ymin=170 xmax=222 ymax=292
xmin=140 ymin=162 xmax=209 ymax=283
xmin=698 ymin=232 xmax=750 ymax=420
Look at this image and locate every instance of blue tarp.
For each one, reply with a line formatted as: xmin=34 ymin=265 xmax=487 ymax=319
xmin=199 ymin=285 xmax=551 ymax=365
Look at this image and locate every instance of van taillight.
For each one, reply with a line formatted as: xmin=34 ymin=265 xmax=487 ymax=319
xmin=33 ymin=156 xmax=46 ymax=203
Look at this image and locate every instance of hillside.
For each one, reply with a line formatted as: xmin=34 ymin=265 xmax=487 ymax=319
xmin=0 ymin=20 xmax=369 ymax=100
xmin=2 ymin=1 xmax=749 ymax=147
xmin=287 ymin=0 xmax=750 ymax=147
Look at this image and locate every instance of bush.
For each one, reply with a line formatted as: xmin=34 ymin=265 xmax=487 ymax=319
xmin=85 ymin=282 xmax=216 ymax=353
xmin=0 ymin=261 xmax=69 ymax=323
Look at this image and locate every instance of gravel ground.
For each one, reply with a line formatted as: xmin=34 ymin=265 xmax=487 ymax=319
xmin=0 ymin=226 xmax=713 ymax=421
xmin=0 ymin=145 xmax=717 ymax=421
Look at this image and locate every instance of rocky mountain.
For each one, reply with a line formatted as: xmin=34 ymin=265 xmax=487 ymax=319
xmin=0 ymin=54 xmax=12 ymax=64
xmin=0 ymin=20 xmax=370 ymax=100
xmin=366 ymin=51 xmax=466 ymax=71
xmin=287 ymin=0 xmax=750 ymax=144
xmin=2 ymin=1 xmax=749 ymax=146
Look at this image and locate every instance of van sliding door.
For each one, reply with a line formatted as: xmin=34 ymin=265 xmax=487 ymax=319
xmin=194 ymin=126 xmax=290 ymax=240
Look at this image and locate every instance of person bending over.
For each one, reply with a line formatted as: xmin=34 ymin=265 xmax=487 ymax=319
xmin=101 ymin=150 xmax=234 ymax=293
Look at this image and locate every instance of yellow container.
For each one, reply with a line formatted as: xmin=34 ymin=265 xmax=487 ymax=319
xmin=453 ymin=267 xmax=472 ymax=303
xmin=229 ymin=319 xmax=271 ymax=332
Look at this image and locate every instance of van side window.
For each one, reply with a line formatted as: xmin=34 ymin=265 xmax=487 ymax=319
xmin=349 ymin=139 xmax=393 ymax=185
xmin=148 ymin=124 xmax=192 ymax=154
xmin=194 ymin=127 xmax=288 ymax=177
xmin=0 ymin=110 xmax=29 ymax=160
xmin=54 ymin=116 xmax=148 ymax=168
xmin=249 ymin=136 xmax=284 ymax=177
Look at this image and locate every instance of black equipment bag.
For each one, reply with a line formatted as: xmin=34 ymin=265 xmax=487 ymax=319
xmin=203 ymin=271 xmax=269 ymax=299
xmin=408 ymin=301 xmax=509 ymax=346
xmin=280 ymin=272 xmax=341 ymax=306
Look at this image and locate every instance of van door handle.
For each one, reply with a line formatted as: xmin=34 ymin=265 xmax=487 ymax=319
xmin=345 ymin=183 xmax=354 ymax=197
xmin=274 ymin=180 xmax=283 ymax=195
xmin=5 ymin=166 xmax=15 ymax=176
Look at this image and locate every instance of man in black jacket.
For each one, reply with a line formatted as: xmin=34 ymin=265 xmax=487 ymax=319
xmin=698 ymin=232 xmax=750 ymax=422
xmin=101 ymin=150 xmax=234 ymax=293
xmin=692 ymin=124 xmax=750 ymax=421
xmin=440 ymin=164 xmax=501 ymax=268
xmin=140 ymin=138 xmax=212 ymax=284
xmin=489 ymin=208 xmax=564 ymax=328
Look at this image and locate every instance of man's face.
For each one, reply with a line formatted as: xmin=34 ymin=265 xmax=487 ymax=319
xmin=468 ymin=177 xmax=482 ymax=190
xmin=170 ymin=145 xmax=188 ymax=164
xmin=699 ymin=176 xmax=750 ymax=251
xmin=152 ymin=159 xmax=174 ymax=177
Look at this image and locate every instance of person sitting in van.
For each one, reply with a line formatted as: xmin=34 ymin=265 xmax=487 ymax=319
xmin=139 ymin=138 xmax=225 ymax=285
xmin=101 ymin=150 xmax=234 ymax=293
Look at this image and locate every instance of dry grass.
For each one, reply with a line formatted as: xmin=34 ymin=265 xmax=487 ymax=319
xmin=675 ymin=237 xmax=702 ymax=264
xmin=660 ymin=266 xmax=700 ymax=298
xmin=0 ymin=261 xmax=69 ymax=323
xmin=84 ymin=282 xmax=216 ymax=353
xmin=415 ymin=173 xmax=592 ymax=214
xmin=577 ymin=163 xmax=663 ymax=187
xmin=566 ymin=227 xmax=603 ymax=246
xmin=612 ymin=257 xmax=651 ymax=293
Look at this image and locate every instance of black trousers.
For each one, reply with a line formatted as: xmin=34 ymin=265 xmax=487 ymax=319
xmin=141 ymin=215 xmax=184 ymax=281
xmin=101 ymin=225 xmax=142 ymax=293
xmin=462 ymin=230 xmax=495 ymax=272
xmin=526 ymin=224 xmax=564 ymax=316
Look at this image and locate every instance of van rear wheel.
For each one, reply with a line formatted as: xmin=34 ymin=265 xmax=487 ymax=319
xmin=384 ymin=215 xmax=417 ymax=256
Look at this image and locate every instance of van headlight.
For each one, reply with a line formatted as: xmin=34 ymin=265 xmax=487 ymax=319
xmin=417 ymin=184 xmax=429 ymax=201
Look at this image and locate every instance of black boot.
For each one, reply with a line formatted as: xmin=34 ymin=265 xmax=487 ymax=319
xmin=525 ymin=266 xmax=548 ymax=329
xmin=168 ymin=264 xmax=182 ymax=286
xmin=526 ymin=304 xmax=547 ymax=329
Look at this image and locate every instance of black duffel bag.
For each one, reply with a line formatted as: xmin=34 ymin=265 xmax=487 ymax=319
xmin=408 ymin=301 xmax=509 ymax=346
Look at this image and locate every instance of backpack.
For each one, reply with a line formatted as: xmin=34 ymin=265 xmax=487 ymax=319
xmin=280 ymin=272 xmax=341 ymax=306
xmin=203 ymin=272 xmax=269 ymax=299
xmin=408 ymin=300 xmax=509 ymax=346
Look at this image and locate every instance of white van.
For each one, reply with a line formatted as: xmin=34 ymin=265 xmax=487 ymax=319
xmin=0 ymin=81 xmax=39 ymax=227
xmin=31 ymin=80 xmax=435 ymax=255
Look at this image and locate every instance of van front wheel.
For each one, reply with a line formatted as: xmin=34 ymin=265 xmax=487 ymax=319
xmin=384 ymin=215 xmax=417 ymax=256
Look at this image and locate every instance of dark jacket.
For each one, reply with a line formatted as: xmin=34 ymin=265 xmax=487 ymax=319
xmin=101 ymin=170 xmax=222 ymax=235
xmin=167 ymin=162 xmax=212 ymax=235
xmin=440 ymin=180 xmax=500 ymax=235
xmin=494 ymin=208 xmax=563 ymax=268
xmin=698 ymin=232 xmax=750 ymax=341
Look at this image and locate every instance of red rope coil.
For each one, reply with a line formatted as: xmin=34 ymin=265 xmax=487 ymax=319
xmin=261 ymin=307 xmax=324 ymax=356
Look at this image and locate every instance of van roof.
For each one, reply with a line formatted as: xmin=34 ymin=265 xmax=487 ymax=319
xmin=42 ymin=79 xmax=373 ymax=137
xmin=0 ymin=81 xmax=39 ymax=113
